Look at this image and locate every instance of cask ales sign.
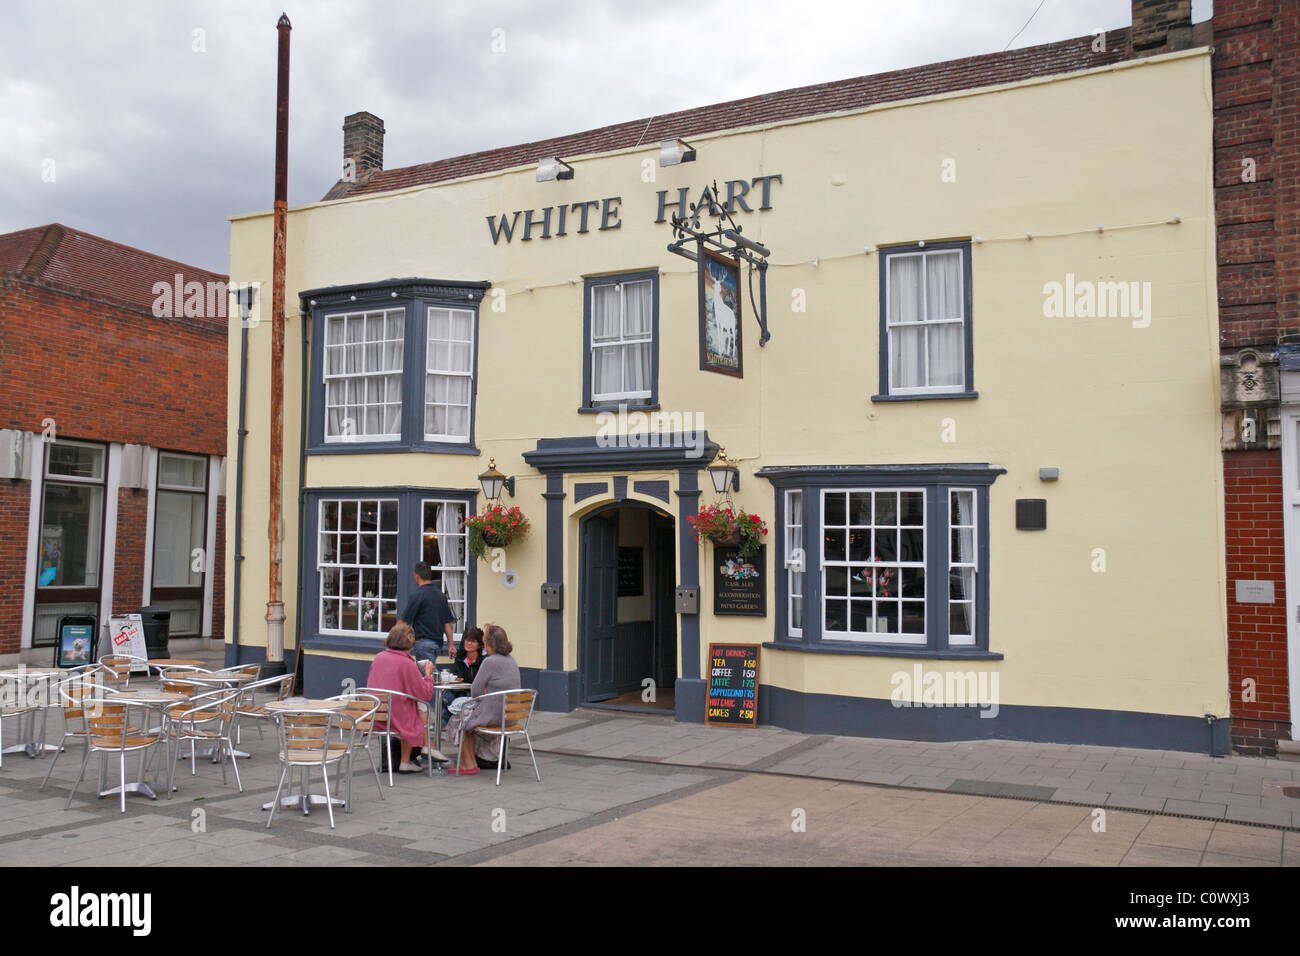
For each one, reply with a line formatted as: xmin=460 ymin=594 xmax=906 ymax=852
xmin=706 ymin=642 xmax=759 ymax=727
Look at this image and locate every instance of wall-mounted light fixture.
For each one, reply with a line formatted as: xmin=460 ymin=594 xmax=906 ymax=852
xmin=536 ymin=156 xmax=574 ymax=182
xmin=659 ymin=138 xmax=697 ymax=167
xmin=478 ymin=458 xmax=516 ymax=501
xmin=707 ymin=447 xmax=740 ymax=494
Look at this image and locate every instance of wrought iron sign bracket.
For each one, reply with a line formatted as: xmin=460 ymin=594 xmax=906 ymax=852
xmin=667 ymin=181 xmax=771 ymax=346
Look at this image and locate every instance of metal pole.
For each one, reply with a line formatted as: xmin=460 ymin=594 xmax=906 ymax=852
xmin=266 ymin=13 xmax=291 ymax=676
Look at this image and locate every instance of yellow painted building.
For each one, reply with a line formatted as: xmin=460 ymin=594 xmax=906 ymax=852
xmin=227 ymin=40 xmax=1229 ymax=751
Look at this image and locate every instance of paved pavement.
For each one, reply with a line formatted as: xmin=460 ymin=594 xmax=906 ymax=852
xmin=0 ymin=660 xmax=1297 ymax=866
xmin=527 ymin=709 xmax=1300 ymax=830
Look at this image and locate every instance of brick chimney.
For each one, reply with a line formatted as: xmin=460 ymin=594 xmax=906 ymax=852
xmin=342 ymin=111 xmax=384 ymax=180
xmin=1131 ymin=0 xmax=1193 ymax=52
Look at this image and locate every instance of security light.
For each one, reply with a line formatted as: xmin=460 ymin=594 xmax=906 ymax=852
xmin=659 ymin=138 xmax=697 ymax=166
xmin=536 ymin=156 xmax=574 ymax=182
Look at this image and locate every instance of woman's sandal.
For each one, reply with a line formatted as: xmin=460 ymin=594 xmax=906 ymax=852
xmin=449 ymin=766 xmax=480 ymax=775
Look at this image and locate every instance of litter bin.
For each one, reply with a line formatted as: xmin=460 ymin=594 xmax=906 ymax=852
xmin=137 ymin=606 xmax=172 ymax=660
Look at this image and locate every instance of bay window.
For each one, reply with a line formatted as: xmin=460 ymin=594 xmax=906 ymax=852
xmin=305 ymin=278 xmax=489 ymax=454
xmin=760 ymin=464 xmax=1002 ymax=656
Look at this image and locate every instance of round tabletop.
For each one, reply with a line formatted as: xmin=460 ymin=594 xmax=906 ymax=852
xmin=434 ymin=681 xmax=470 ymax=690
xmin=264 ymin=698 xmax=348 ymax=713
xmin=190 ymin=672 xmax=256 ymax=684
xmin=106 ymin=689 xmax=188 ymax=704
xmin=150 ymin=659 xmax=208 ymax=667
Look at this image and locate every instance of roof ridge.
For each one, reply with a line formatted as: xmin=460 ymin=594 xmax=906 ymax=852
xmin=321 ymin=27 xmax=1134 ymax=202
xmin=20 ymin=223 xmax=66 ymax=279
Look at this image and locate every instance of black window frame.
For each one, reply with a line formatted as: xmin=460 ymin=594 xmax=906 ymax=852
xmin=873 ymin=240 xmax=978 ymax=403
xmin=579 ymin=270 xmax=661 ymax=413
xmin=758 ymin=464 xmax=1004 ymax=660
xmin=303 ymin=278 xmax=490 ymax=456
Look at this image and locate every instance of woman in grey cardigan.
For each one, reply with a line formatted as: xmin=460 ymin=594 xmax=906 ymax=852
xmin=448 ymin=623 xmax=521 ymax=775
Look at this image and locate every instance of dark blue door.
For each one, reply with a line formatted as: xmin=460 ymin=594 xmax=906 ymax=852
xmin=581 ymin=511 xmax=619 ymax=701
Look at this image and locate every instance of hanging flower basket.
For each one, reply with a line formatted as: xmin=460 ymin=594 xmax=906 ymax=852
xmin=464 ymin=505 xmax=531 ymax=562
xmin=688 ymin=505 xmax=768 ymax=559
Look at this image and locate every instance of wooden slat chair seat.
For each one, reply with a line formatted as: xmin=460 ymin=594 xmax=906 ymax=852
xmin=167 ymin=689 xmax=244 ymax=794
xmin=326 ymin=693 xmax=384 ymax=810
xmin=455 ymin=689 xmax=541 ymax=786
xmin=40 ymin=675 xmax=104 ymax=789
xmin=234 ymin=673 xmax=295 ymax=743
xmin=64 ymin=704 xmax=164 ymax=813
xmin=266 ymin=710 xmax=353 ymax=830
xmin=358 ymin=686 xmax=437 ymax=784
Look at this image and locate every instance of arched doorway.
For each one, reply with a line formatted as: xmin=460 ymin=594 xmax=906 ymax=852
xmin=578 ymin=502 xmax=677 ymax=710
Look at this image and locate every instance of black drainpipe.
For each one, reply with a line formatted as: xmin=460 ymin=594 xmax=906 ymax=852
xmin=229 ymin=303 xmax=250 ymax=666
xmin=292 ymin=302 xmax=309 ymax=691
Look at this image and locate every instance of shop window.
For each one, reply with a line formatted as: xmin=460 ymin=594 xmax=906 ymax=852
xmin=35 ymin=440 xmax=105 ymax=646
xmin=152 ymin=451 xmax=208 ymax=636
xmin=875 ymin=241 xmax=975 ymax=401
xmin=582 ymin=271 xmax=659 ymax=410
xmin=763 ymin=465 xmax=1000 ymax=656
xmin=306 ymin=280 xmax=486 ymax=455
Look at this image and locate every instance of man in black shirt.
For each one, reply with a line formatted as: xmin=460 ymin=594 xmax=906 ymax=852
xmin=402 ymin=561 xmax=457 ymax=664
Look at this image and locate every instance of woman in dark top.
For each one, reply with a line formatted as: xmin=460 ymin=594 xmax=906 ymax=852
xmin=440 ymin=627 xmax=483 ymax=724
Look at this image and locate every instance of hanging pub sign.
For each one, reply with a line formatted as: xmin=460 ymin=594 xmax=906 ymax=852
xmin=699 ymin=248 xmax=742 ymax=377
xmin=706 ymin=642 xmax=759 ymax=727
xmin=667 ymin=179 xmax=773 ymax=362
xmin=713 ymin=545 xmax=766 ymax=616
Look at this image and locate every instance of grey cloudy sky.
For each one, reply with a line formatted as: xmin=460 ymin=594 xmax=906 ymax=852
xmin=0 ymin=0 xmax=1210 ymax=273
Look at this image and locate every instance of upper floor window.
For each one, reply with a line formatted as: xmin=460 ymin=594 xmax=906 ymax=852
xmin=305 ymin=279 xmax=489 ymax=455
xmin=582 ymin=271 xmax=659 ymax=411
xmin=876 ymin=241 xmax=975 ymax=401
xmin=324 ymin=309 xmax=405 ymax=441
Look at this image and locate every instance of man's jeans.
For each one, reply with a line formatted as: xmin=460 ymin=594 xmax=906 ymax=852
xmin=412 ymin=638 xmax=444 ymax=665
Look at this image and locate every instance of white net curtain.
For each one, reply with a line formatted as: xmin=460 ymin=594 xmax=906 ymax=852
xmin=888 ymin=250 xmax=964 ymax=390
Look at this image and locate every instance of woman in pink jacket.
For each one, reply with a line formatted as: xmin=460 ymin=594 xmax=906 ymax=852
xmin=366 ymin=621 xmax=436 ymax=773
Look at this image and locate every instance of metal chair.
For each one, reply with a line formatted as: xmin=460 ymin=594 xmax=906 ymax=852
xmin=265 ymin=709 xmax=350 ymax=830
xmin=234 ymin=673 xmax=295 ymax=743
xmin=0 ymin=675 xmax=39 ymax=771
xmin=166 ymin=688 xmax=244 ymax=794
xmin=453 ymin=688 xmax=541 ymax=786
xmin=358 ymin=686 xmax=437 ymax=783
xmin=39 ymin=672 xmax=106 ymax=789
xmin=326 ymin=692 xmax=383 ymax=811
xmin=64 ymin=701 xmax=163 ymax=813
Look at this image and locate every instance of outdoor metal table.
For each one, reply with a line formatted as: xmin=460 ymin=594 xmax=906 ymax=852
xmin=261 ymin=698 xmax=349 ymax=816
xmin=173 ymin=672 xmax=258 ymax=761
xmin=431 ymin=679 xmax=470 ymax=754
xmin=148 ymin=659 xmax=207 ymax=668
xmin=0 ymin=667 xmax=66 ymax=757
xmin=101 ymin=688 xmax=187 ymax=801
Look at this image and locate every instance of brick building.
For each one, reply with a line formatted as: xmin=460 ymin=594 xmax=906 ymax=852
xmin=0 ymin=224 xmax=228 ymax=661
xmin=1211 ymin=0 xmax=1300 ymax=755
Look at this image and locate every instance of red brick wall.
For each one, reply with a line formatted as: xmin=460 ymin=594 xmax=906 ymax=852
xmin=1224 ymin=451 xmax=1290 ymax=754
xmin=1215 ymin=0 xmax=1297 ymax=754
xmin=0 ymin=481 xmax=31 ymax=655
xmin=0 ymin=279 xmax=226 ymax=451
xmin=112 ymin=487 xmax=148 ymax=614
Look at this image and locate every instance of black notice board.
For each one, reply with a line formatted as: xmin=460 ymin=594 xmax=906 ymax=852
xmin=617 ymin=547 xmax=643 ymax=596
xmin=713 ymin=546 xmax=766 ymax=616
xmin=705 ymin=642 xmax=759 ymax=727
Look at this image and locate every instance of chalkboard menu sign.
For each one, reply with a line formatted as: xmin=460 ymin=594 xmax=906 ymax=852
xmin=713 ymin=546 xmax=766 ymax=616
xmin=617 ymin=547 xmax=643 ymax=596
xmin=705 ymin=642 xmax=759 ymax=727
